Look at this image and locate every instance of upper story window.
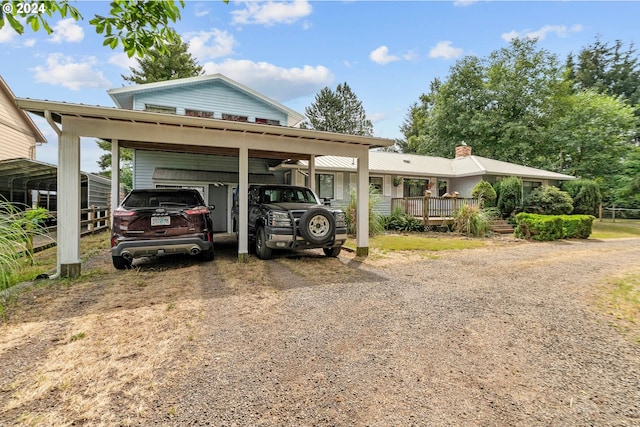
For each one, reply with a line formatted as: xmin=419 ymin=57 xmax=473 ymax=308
xmin=255 ymin=117 xmax=281 ymax=126
xmin=145 ymin=104 xmax=176 ymax=114
xmin=185 ymin=109 xmax=214 ymax=119
xmin=222 ymin=113 xmax=248 ymax=122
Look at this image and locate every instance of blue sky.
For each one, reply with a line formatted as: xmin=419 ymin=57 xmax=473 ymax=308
xmin=1 ymin=0 xmax=639 ymax=172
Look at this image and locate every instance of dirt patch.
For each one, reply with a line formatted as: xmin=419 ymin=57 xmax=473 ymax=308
xmin=2 ymin=235 xmax=640 ymax=425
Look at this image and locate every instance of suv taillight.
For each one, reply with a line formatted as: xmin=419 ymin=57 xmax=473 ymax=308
xmin=185 ymin=206 xmax=209 ymax=215
xmin=113 ymin=208 xmax=135 ymax=217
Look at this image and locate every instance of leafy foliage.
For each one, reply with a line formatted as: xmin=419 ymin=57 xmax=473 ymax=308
xmin=453 ymin=205 xmax=499 ymax=237
xmin=381 ymin=206 xmax=425 ymax=232
xmin=345 ymin=186 xmax=384 ymax=236
xmin=471 ymin=180 xmax=497 ymax=207
xmin=524 ymin=185 xmax=574 ymax=215
xmin=0 ymin=199 xmax=49 ymax=292
xmin=562 ymin=179 xmax=602 ymax=216
xmin=304 ymin=83 xmax=373 ymax=136
xmin=495 ymin=176 xmax=523 ymax=218
xmin=0 ymin=0 xmax=221 ymax=57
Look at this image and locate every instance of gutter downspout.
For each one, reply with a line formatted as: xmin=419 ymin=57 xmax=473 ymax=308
xmin=44 ymin=110 xmax=62 ymax=279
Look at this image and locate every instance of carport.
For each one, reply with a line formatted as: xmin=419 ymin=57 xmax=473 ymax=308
xmin=16 ymin=98 xmax=393 ymax=278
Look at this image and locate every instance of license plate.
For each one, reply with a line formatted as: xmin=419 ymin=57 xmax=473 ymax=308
xmin=151 ymin=216 xmax=170 ymax=226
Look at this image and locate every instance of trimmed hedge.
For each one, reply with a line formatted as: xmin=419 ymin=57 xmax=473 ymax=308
xmin=514 ymin=213 xmax=595 ymax=241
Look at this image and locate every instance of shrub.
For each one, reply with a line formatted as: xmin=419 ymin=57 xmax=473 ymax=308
xmin=453 ymin=205 xmax=499 ymax=237
xmin=496 ymin=176 xmax=523 ymax=218
xmin=471 ymin=180 xmax=497 ymax=207
xmin=346 ymin=185 xmax=384 ymax=236
xmin=524 ymin=185 xmax=573 ymax=215
xmin=562 ymin=179 xmax=602 ymax=216
xmin=514 ymin=213 xmax=594 ymax=241
xmin=382 ymin=206 xmax=425 ymax=232
xmin=0 ymin=199 xmax=49 ymax=291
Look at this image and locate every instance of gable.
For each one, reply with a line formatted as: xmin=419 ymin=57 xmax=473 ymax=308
xmin=132 ymin=80 xmax=288 ymax=125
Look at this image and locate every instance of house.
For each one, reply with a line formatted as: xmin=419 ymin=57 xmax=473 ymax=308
xmin=107 ymin=74 xmax=311 ymax=233
xmin=17 ymin=74 xmax=392 ymax=276
xmin=0 ymin=75 xmax=46 ymax=160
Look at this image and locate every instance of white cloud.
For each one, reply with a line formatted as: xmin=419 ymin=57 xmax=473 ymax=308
xmin=194 ymin=3 xmax=211 ymax=17
xmin=31 ymin=53 xmax=111 ymax=91
xmin=108 ymin=52 xmax=139 ymax=71
xmin=429 ymin=41 xmax=463 ymax=60
xmin=23 ymin=38 xmax=36 ymax=47
xmin=202 ymin=59 xmax=333 ymax=102
xmin=0 ymin=23 xmax=17 ymax=43
xmin=231 ymin=0 xmax=313 ymax=26
xmin=48 ymin=18 xmax=84 ymax=43
xmin=453 ymin=0 xmax=479 ymax=6
xmin=369 ymin=46 xmax=399 ymax=65
xmin=501 ymin=24 xmax=584 ymax=42
xmin=185 ymin=29 xmax=236 ymax=61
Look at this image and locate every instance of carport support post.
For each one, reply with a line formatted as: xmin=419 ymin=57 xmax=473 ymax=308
xmin=308 ymin=155 xmax=315 ymax=192
xmin=237 ymin=146 xmax=249 ymax=263
xmin=110 ymin=139 xmax=120 ymax=227
xmin=356 ymin=148 xmax=369 ymax=257
xmin=58 ymin=120 xmax=82 ymax=278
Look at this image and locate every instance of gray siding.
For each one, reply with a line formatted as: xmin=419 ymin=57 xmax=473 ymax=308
xmin=132 ymin=82 xmax=287 ymax=125
xmin=133 ymin=150 xmax=271 ymax=188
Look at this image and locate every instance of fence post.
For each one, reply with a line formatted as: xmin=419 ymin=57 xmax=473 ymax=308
xmin=88 ymin=206 xmax=95 ymax=234
xmin=423 ymin=190 xmax=431 ymax=225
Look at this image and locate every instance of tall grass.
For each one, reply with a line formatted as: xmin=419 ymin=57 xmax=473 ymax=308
xmin=453 ymin=205 xmax=500 ymax=237
xmin=345 ymin=185 xmax=384 ymax=236
xmin=0 ymin=199 xmax=49 ymax=292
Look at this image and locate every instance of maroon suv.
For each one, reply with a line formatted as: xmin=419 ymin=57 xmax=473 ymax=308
xmin=110 ymin=189 xmax=215 ymax=269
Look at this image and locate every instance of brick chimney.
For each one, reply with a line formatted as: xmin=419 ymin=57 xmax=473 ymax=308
xmin=455 ymin=143 xmax=472 ymax=158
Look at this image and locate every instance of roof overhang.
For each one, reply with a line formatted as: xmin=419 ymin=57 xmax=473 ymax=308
xmin=15 ymin=98 xmax=393 ymax=161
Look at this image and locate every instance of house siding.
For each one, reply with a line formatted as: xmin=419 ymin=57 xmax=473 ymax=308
xmin=133 ymin=151 xmax=273 ymax=189
xmin=132 ymin=82 xmax=287 ymax=125
xmin=0 ymin=91 xmax=36 ymax=160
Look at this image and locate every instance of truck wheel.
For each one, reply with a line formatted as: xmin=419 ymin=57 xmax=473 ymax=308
xmin=299 ymin=208 xmax=335 ymax=245
xmin=112 ymin=255 xmax=132 ymax=270
xmin=256 ymin=226 xmax=273 ymax=260
xmin=323 ymin=247 xmax=342 ymax=257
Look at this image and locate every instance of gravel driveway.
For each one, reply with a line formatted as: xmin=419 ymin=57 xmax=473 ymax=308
xmin=147 ymin=237 xmax=640 ymax=426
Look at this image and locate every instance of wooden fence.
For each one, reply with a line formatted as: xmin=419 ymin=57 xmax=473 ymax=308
xmin=390 ymin=196 xmax=479 ymax=225
xmin=45 ymin=206 xmax=111 ymax=236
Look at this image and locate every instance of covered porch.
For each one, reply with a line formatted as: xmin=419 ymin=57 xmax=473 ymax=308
xmin=16 ymin=98 xmax=393 ymax=278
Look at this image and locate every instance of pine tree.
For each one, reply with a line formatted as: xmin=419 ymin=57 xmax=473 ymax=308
xmin=122 ymin=38 xmax=204 ymax=84
xmin=305 ymin=83 xmax=373 ymax=136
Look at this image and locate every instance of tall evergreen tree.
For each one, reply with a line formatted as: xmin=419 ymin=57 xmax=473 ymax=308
xmin=122 ymin=38 xmax=203 ymax=84
xmin=305 ymin=83 xmax=373 ymax=136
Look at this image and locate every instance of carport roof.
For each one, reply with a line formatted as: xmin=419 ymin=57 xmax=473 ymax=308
xmin=15 ymin=98 xmax=394 ymax=160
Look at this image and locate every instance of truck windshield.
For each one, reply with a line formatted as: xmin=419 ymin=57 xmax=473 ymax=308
xmin=263 ymin=187 xmax=318 ymax=204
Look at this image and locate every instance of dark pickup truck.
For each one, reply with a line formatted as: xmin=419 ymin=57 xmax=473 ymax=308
xmin=232 ymin=184 xmax=347 ymax=260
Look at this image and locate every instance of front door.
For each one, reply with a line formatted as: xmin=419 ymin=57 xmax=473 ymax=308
xmin=208 ymin=184 xmax=228 ymax=232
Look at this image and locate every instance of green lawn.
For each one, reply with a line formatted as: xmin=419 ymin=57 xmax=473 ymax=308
xmin=591 ymin=218 xmax=640 ymax=239
xmin=346 ymin=233 xmax=487 ymax=252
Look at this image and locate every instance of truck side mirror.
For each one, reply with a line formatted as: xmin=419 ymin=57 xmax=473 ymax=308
xmin=323 ymin=197 xmax=331 ymax=206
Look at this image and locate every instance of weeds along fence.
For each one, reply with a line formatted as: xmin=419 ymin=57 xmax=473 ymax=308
xmin=390 ymin=195 xmax=479 ymax=225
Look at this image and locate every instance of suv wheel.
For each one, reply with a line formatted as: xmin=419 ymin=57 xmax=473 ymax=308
xmin=323 ymin=247 xmax=342 ymax=257
xmin=299 ymin=209 xmax=335 ymax=245
xmin=198 ymin=247 xmax=215 ymax=262
xmin=256 ymin=226 xmax=273 ymax=260
xmin=112 ymin=255 xmax=132 ymax=270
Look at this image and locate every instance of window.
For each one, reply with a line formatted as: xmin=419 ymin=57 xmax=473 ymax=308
xmin=255 ymin=117 xmax=281 ymax=126
xmin=145 ymin=104 xmax=176 ymax=114
xmin=523 ymin=181 xmax=542 ymax=197
xmin=369 ymin=177 xmax=384 ymax=194
xmin=316 ymin=174 xmax=334 ymax=200
xmin=438 ymin=180 xmax=448 ymax=197
xmin=222 ymin=113 xmax=248 ymax=122
xmin=403 ymin=179 xmax=429 ymax=197
xmin=185 ymin=109 xmax=214 ymax=119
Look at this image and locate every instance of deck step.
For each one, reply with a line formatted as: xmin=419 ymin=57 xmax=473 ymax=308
xmin=490 ymin=220 xmax=514 ymax=234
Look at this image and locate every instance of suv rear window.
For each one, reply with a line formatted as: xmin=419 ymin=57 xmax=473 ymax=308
xmin=123 ymin=191 xmax=203 ymax=208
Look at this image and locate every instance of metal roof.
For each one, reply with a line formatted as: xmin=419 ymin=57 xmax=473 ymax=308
xmin=0 ymin=157 xmax=110 ymax=197
xmin=295 ymin=151 xmax=574 ymax=181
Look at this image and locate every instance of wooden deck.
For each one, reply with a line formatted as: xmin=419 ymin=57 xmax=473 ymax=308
xmin=391 ymin=196 xmax=479 ymax=226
